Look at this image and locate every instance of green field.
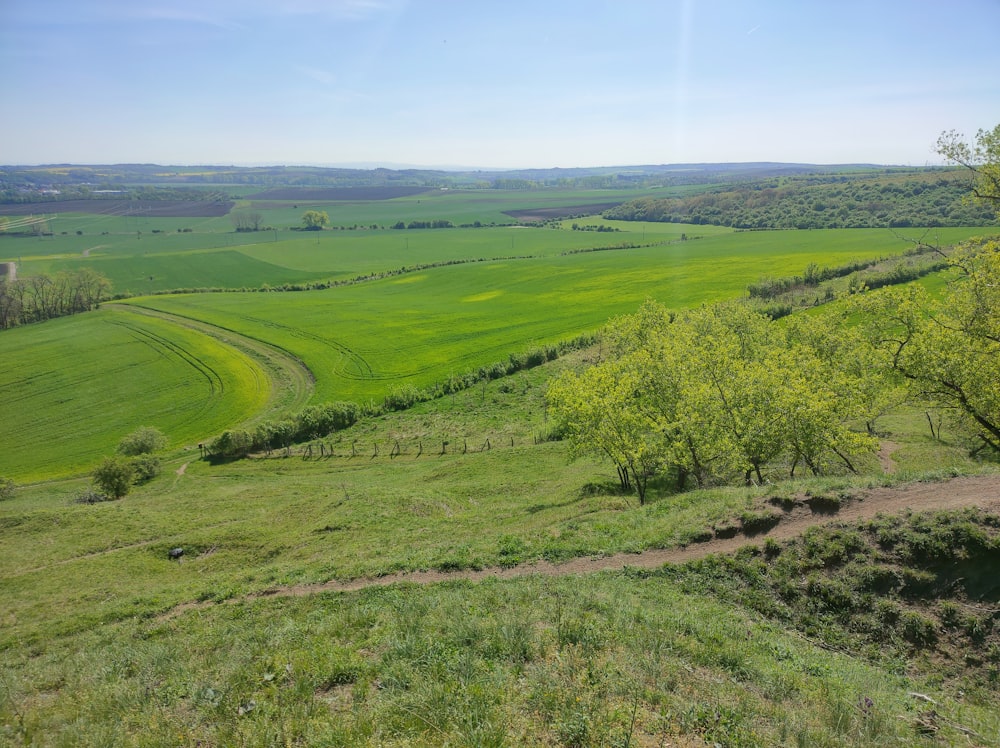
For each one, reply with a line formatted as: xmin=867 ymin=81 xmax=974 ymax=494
xmin=6 ymin=218 xmax=730 ymax=295
xmin=2 ymin=181 xmax=998 ymax=744
xmin=122 ymin=227 xmax=988 ymax=403
xmin=2 ymin=349 xmax=997 ymax=746
xmin=2 ymin=222 xmax=990 ymax=481
xmin=0 ymin=309 xmax=274 ymax=481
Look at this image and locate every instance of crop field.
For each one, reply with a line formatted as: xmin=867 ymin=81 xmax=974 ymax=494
xmin=2 ymin=220 xmax=990 ymax=481
xmin=120 ymin=226 xmax=988 ymax=404
xmin=0 ymin=308 xmax=272 ymax=481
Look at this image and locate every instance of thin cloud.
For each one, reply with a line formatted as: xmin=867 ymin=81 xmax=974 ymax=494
xmin=296 ymin=65 xmax=338 ymax=87
xmin=136 ymin=7 xmax=246 ymax=31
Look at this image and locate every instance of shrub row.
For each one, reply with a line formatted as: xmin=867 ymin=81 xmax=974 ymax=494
xmin=208 ymin=333 xmax=597 ymax=459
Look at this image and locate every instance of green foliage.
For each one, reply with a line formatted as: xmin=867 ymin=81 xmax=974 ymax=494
xmin=0 ymin=268 xmax=111 ymax=330
xmin=937 ymin=123 xmax=1000 ymax=214
xmin=604 ymin=171 xmax=998 ymax=229
xmin=129 ymin=454 xmax=161 ymax=483
xmin=664 ymin=508 xmax=1000 ymax=681
xmin=0 ymin=476 xmax=13 ymax=501
xmin=91 ymin=455 xmax=135 ymax=499
xmin=548 ymin=300 xmax=878 ymax=496
xmin=116 ymin=426 xmax=167 ymax=456
xmin=853 ymin=237 xmax=1000 ymax=454
xmin=300 ymin=210 xmax=329 ymax=230
xmin=208 ymin=429 xmax=254 ymax=459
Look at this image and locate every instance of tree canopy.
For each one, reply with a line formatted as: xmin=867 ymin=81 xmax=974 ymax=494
xmin=548 ymin=301 xmax=879 ymax=501
xmin=852 ymin=237 xmax=1000 ymax=454
xmin=301 ymin=210 xmax=329 ymax=230
xmin=936 ymin=124 xmax=1000 ymax=211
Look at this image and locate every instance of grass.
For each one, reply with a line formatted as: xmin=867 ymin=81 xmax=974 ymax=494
xmin=0 ymin=308 xmax=272 ymax=481
xmin=3 ymin=189 xmax=998 ymax=743
xmin=117 ymin=227 xmax=978 ymax=406
xmin=1 ymin=343 xmax=998 ymax=745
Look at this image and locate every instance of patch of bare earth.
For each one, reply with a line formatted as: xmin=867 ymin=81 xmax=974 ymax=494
xmin=157 ymin=474 xmax=1000 ymax=621
xmin=877 ymin=439 xmax=899 ymax=473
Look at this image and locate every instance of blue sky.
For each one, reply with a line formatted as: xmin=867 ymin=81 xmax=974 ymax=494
xmin=1 ymin=0 xmax=998 ymax=168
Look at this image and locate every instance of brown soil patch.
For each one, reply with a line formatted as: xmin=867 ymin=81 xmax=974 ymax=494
xmin=245 ymin=187 xmax=431 ymax=201
xmin=0 ymin=199 xmax=233 ymax=217
xmin=877 ymin=440 xmax=899 ymax=473
xmin=157 ymin=475 xmax=1000 ymax=621
xmin=504 ymin=202 xmax=622 ymax=221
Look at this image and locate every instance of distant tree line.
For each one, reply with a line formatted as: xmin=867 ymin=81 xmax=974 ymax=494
xmin=603 ymin=173 xmax=998 ymax=229
xmin=0 ymin=184 xmax=225 ymax=205
xmin=0 ymin=268 xmax=111 ymax=329
xmin=391 ymin=219 xmax=455 ymax=229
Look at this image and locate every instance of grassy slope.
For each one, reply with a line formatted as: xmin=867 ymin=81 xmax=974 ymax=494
xmin=1 ymin=352 xmax=998 ymax=746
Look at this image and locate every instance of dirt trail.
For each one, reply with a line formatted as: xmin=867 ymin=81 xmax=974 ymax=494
xmin=160 ymin=475 xmax=1000 ymax=620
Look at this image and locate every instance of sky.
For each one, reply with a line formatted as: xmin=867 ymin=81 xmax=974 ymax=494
xmin=1 ymin=0 xmax=998 ymax=169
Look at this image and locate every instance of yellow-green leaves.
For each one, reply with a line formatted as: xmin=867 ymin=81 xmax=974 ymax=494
xmin=548 ymin=300 xmax=879 ymax=495
xmin=855 ymin=238 xmax=1000 ymax=452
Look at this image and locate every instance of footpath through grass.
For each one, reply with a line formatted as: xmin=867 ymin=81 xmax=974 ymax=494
xmin=2 ymin=350 xmax=999 ymax=745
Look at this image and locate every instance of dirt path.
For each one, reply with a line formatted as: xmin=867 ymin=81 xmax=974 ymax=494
xmin=159 ymin=475 xmax=1000 ymax=620
xmin=877 ymin=440 xmax=899 ymax=474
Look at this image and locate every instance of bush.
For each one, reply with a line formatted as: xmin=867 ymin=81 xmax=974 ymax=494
xmin=0 ymin=476 xmax=14 ymax=501
xmin=130 ymin=454 xmax=161 ymax=483
xmin=117 ymin=426 xmax=167 ymax=456
xmin=92 ymin=456 xmax=135 ymax=499
xmin=74 ymin=488 xmax=111 ymax=504
xmin=209 ymin=429 xmax=254 ymax=458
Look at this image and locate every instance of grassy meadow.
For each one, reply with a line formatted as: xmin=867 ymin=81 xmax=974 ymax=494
xmin=2 ymin=349 xmax=998 ymax=746
xmin=3 ymin=183 xmax=1000 ymax=746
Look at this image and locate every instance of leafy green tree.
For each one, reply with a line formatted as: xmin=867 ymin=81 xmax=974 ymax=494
xmin=117 ymin=426 xmax=167 ymax=456
xmin=209 ymin=429 xmax=254 ymax=458
xmin=130 ymin=454 xmax=161 ymax=483
xmin=548 ymin=353 xmax=661 ymax=503
xmin=936 ymin=124 xmax=1000 ymax=212
xmin=0 ymin=476 xmax=14 ymax=501
xmin=92 ymin=456 xmax=135 ymax=499
xmin=301 ymin=210 xmax=329 ymax=230
xmin=550 ymin=300 xmax=879 ymax=495
xmin=854 ymin=238 xmax=1000 ymax=453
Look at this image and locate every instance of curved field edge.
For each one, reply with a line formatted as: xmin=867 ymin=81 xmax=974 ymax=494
xmin=0 ymin=309 xmax=276 ymax=482
xmin=107 ymin=304 xmax=315 ymax=420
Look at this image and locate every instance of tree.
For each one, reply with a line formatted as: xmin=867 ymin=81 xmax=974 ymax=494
xmin=548 ymin=352 xmax=663 ymax=503
xmin=936 ymin=124 xmax=1000 ymax=212
xmin=853 ymin=238 xmax=1000 ymax=453
xmin=92 ymin=456 xmax=135 ymax=499
xmin=117 ymin=426 xmax=167 ymax=456
xmin=301 ymin=210 xmax=329 ymax=230
xmin=231 ymin=210 xmax=263 ymax=232
xmin=549 ymin=299 xmax=878 ymax=496
xmin=0 ymin=476 xmax=14 ymax=501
